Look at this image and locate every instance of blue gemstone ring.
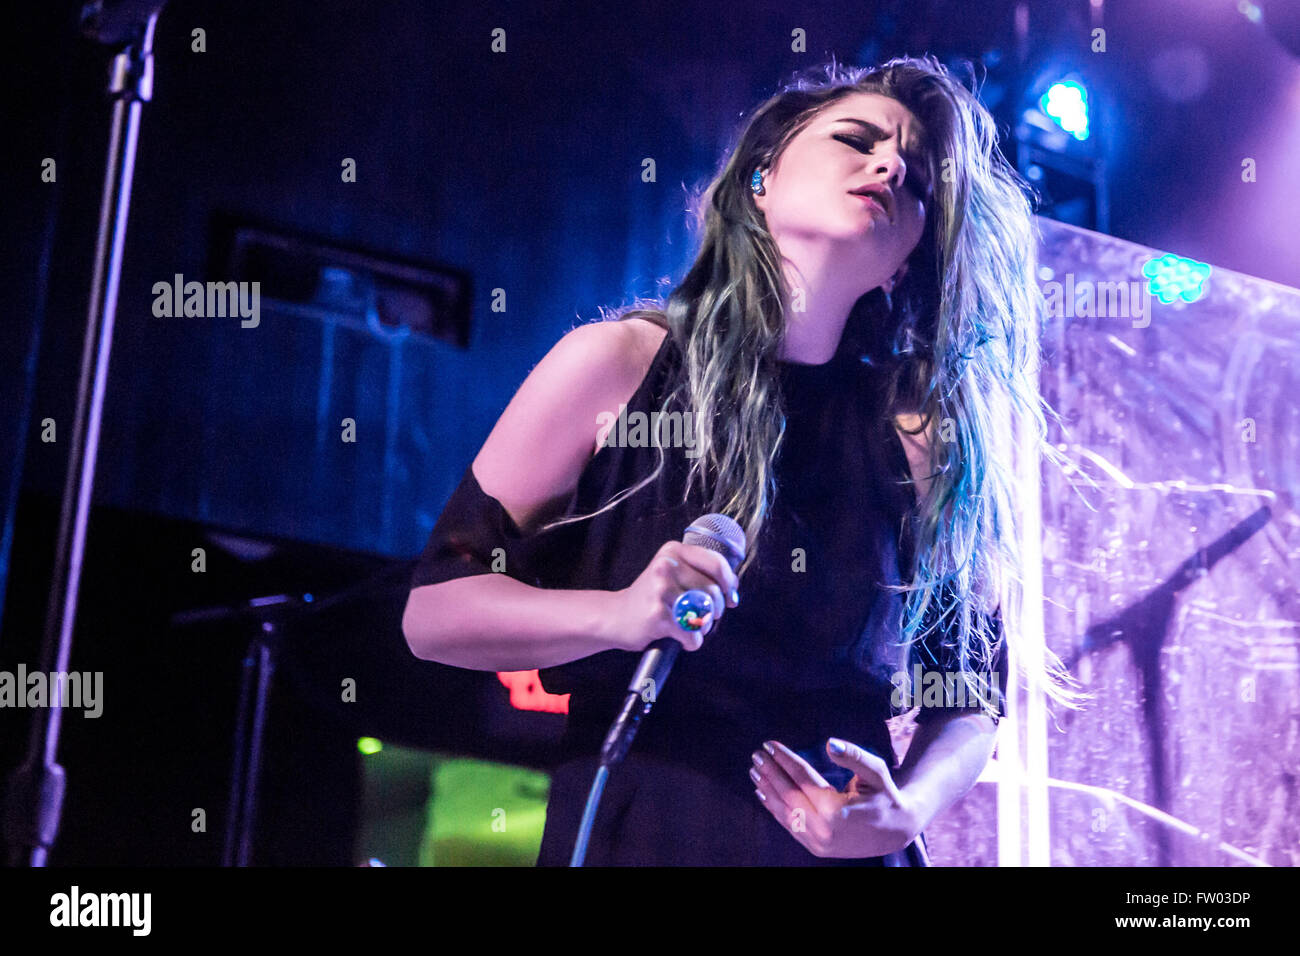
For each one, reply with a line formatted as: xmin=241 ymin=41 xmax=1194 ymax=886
xmin=673 ymin=590 xmax=714 ymax=632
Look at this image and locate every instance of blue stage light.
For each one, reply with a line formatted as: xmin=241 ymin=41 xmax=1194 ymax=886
xmin=1040 ymin=81 xmax=1090 ymax=140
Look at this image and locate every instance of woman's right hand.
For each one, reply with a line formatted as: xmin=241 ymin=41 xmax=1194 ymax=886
xmin=611 ymin=541 xmax=741 ymax=653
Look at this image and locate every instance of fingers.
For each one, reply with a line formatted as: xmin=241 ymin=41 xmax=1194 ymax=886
xmin=750 ymin=739 xmax=911 ymax=859
xmin=828 ymin=740 xmax=904 ymax=803
xmin=847 ymin=759 xmax=897 ymax=801
xmin=762 ymin=740 xmax=834 ymax=793
xmin=751 ymin=741 xmax=839 ymax=849
xmin=664 ymin=559 xmax=726 ymax=627
xmin=750 ymin=753 xmax=817 ymax=843
xmin=655 ymin=554 xmax=713 ymax=651
xmin=674 ymin=543 xmax=740 ymax=609
xmin=646 ymin=541 xmax=741 ymax=654
xmin=660 ymin=551 xmax=727 ymax=631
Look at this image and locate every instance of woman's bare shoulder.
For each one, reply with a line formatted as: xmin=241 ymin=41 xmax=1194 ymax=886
xmin=608 ymin=315 xmax=670 ymax=366
xmin=469 ymin=316 xmax=669 ymax=533
xmin=556 ymin=317 xmax=668 ymax=410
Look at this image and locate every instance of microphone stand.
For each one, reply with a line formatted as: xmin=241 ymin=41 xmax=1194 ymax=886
xmin=567 ymin=639 xmax=682 ymax=866
xmin=171 ymin=594 xmax=310 ymax=868
xmin=2 ymin=0 xmax=167 ymax=867
xmin=168 ymin=564 xmax=415 ymax=866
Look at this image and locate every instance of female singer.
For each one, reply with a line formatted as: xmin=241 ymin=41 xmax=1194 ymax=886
xmin=402 ymin=55 xmax=1083 ymax=865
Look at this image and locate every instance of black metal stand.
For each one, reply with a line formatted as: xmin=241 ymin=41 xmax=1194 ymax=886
xmin=170 ymin=570 xmax=409 ymax=867
xmin=2 ymin=0 xmax=166 ymax=868
xmin=223 ymin=621 xmax=279 ymax=867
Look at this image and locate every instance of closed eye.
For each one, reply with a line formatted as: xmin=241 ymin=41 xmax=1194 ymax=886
xmin=834 ymin=132 xmax=877 ymax=153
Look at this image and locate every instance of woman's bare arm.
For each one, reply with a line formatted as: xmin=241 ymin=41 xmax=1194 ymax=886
xmin=893 ymin=711 xmax=999 ymax=833
xmin=402 ymin=575 xmax=628 ymax=671
xmin=402 ymin=319 xmax=668 ymax=669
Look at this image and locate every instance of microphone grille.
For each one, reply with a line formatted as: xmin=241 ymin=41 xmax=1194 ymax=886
xmin=683 ymin=514 xmax=747 ymax=570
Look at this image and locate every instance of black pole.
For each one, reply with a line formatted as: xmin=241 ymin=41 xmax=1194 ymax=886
xmin=222 ymin=623 xmax=277 ymax=867
xmin=1 ymin=1 xmax=165 ymax=867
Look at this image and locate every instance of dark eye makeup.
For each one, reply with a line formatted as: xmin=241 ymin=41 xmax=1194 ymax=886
xmin=833 ymin=133 xmax=933 ymax=201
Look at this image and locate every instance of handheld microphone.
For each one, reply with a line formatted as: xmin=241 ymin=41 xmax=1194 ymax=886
xmin=598 ymin=513 xmax=746 ymax=767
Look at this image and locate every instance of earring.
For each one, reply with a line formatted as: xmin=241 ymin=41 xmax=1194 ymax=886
xmin=882 ymin=274 xmax=900 ymax=311
xmin=750 ymin=169 xmax=765 ymax=195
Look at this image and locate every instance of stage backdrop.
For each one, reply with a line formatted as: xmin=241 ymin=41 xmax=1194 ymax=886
xmin=912 ymin=219 xmax=1300 ymax=867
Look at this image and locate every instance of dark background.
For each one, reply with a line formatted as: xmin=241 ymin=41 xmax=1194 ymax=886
xmin=3 ymin=0 xmax=1297 ymax=864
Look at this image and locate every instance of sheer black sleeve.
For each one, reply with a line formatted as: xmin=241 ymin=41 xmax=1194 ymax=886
xmin=910 ymin=600 xmax=1009 ymax=726
xmin=409 ymin=463 xmax=553 ymax=591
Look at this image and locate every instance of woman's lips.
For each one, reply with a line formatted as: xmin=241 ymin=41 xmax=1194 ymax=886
xmin=851 ymin=192 xmax=890 ymax=221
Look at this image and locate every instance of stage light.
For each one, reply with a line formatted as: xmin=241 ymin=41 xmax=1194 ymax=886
xmin=1015 ymin=68 xmax=1107 ymax=231
xmin=1241 ymin=0 xmax=1300 ymax=58
xmin=1040 ymin=81 xmax=1090 ymax=140
xmin=357 ymin=737 xmax=383 ymax=755
xmin=1141 ymin=254 xmax=1212 ymax=304
xmin=1016 ymin=69 xmax=1098 ymax=153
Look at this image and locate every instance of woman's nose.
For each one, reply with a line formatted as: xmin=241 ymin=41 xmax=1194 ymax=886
xmin=873 ymin=151 xmax=907 ymax=189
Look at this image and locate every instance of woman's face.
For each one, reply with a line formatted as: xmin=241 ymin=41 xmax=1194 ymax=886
xmin=752 ymin=91 xmax=931 ymax=291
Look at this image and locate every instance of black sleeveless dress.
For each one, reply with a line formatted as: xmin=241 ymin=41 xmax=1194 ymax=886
xmin=409 ymin=327 xmax=1006 ymax=866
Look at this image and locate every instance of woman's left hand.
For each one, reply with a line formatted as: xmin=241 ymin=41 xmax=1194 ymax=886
xmin=749 ymin=738 xmax=924 ymax=859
